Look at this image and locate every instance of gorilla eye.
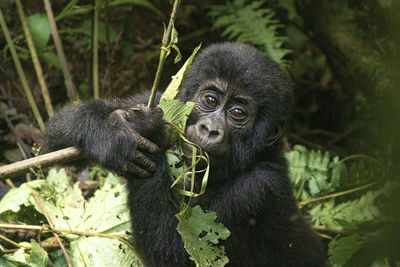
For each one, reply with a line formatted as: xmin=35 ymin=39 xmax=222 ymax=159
xmin=205 ymin=95 xmax=218 ymax=108
xmin=230 ymin=107 xmax=246 ymax=119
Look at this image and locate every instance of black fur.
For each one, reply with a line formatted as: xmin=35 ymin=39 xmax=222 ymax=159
xmin=46 ymin=43 xmax=325 ymax=266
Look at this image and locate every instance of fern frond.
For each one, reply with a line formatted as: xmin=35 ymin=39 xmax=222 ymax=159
xmin=208 ymin=0 xmax=291 ymax=68
xmin=286 ymin=145 xmax=383 ymax=201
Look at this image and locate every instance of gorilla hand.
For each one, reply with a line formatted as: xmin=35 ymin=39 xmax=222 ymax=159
xmin=107 ymin=105 xmax=170 ymax=178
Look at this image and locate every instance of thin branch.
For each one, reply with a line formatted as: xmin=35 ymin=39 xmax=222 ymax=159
xmin=147 ymin=0 xmax=181 ymax=108
xmin=43 ymin=0 xmax=80 ymax=103
xmin=15 ymin=0 xmax=54 ymax=117
xmin=299 ymin=178 xmax=382 ymax=206
xmin=312 ymin=225 xmax=344 ymax=234
xmin=0 ymin=147 xmax=83 ymax=180
xmin=0 ymin=9 xmax=45 ymax=131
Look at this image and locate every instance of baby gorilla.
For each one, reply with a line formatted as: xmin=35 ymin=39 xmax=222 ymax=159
xmin=46 ymin=43 xmax=325 ymax=266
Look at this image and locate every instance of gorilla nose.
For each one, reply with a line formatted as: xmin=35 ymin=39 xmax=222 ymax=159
xmin=197 ymin=119 xmax=224 ymax=143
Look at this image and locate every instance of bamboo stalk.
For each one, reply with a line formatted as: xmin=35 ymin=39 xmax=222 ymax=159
xmin=15 ymin=0 xmax=54 ymax=117
xmin=43 ymin=0 xmax=80 ymax=103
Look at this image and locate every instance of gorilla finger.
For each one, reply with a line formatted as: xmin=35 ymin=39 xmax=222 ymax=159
xmin=132 ymin=151 xmax=157 ymax=173
xmin=125 ymin=127 xmax=160 ymax=153
xmin=108 ymin=109 xmax=129 ymax=126
xmin=136 ymin=136 xmax=160 ymax=154
xmin=127 ymin=162 xmax=151 ymax=178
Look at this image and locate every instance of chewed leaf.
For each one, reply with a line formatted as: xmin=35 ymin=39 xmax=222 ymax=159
xmin=176 ymin=205 xmax=230 ymax=267
xmin=161 ymin=44 xmax=201 ymax=100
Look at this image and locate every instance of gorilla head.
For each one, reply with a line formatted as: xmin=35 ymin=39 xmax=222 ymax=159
xmin=179 ymin=43 xmax=293 ymax=170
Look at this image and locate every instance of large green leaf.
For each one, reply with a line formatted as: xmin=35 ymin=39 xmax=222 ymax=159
xmin=0 ymin=169 xmax=141 ymax=266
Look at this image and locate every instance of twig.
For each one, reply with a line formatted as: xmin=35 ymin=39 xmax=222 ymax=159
xmin=102 ymin=29 xmax=123 ymax=96
xmin=147 ymin=0 xmax=181 ymax=108
xmin=43 ymin=0 xmax=80 ymax=103
xmin=328 ymin=122 xmax=363 ymax=145
xmin=15 ymin=0 xmax=54 ymax=117
xmin=287 ymin=132 xmax=324 ymax=150
xmin=312 ymin=225 xmax=344 ymax=234
xmin=299 ymin=178 xmax=382 ymax=206
xmin=29 ymin=188 xmax=72 ymax=267
xmin=0 ymin=147 xmax=83 ymax=180
xmin=0 ymin=9 xmax=45 ymax=131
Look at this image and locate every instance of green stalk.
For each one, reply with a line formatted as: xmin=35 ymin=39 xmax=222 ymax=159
xmin=43 ymin=0 xmax=80 ymax=103
xmin=93 ymin=0 xmax=99 ymax=99
xmin=0 ymin=9 xmax=45 ymax=131
xmin=15 ymin=0 xmax=54 ymax=117
xmin=147 ymin=0 xmax=181 ymax=108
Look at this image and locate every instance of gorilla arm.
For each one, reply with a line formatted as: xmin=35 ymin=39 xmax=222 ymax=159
xmin=45 ymin=93 xmax=166 ymax=178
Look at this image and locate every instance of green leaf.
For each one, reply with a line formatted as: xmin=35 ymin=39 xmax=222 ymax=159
xmin=161 ymin=44 xmax=201 ymax=101
xmin=158 ymin=99 xmax=194 ymax=131
xmin=172 ymin=44 xmax=182 ymax=64
xmin=328 ymin=233 xmax=374 ymax=265
xmin=78 ymin=173 xmax=131 ymax=234
xmin=27 ymin=14 xmax=51 ymax=53
xmin=41 ymin=52 xmax=61 ymax=69
xmin=69 ymin=236 xmax=142 ymax=267
xmin=0 ymin=169 xmax=141 ymax=266
xmin=176 ymin=206 xmax=230 ymax=267
xmin=0 ymin=247 xmax=29 ymax=266
xmin=109 ymin=0 xmax=163 ymax=16
xmin=27 ymin=240 xmax=51 ymax=267
xmin=78 ymin=19 xmax=118 ymax=44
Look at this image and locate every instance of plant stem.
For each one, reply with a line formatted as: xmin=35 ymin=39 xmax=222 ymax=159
xmin=299 ymin=178 xmax=382 ymax=206
xmin=0 ymin=234 xmax=27 ymax=249
xmin=15 ymin=0 xmax=54 ymax=117
xmin=147 ymin=0 xmax=181 ymax=108
xmin=0 ymin=223 xmax=136 ymax=253
xmin=43 ymin=0 xmax=80 ymax=103
xmin=93 ymin=0 xmax=99 ymax=99
xmin=0 ymin=9 xmax=45 ymax=131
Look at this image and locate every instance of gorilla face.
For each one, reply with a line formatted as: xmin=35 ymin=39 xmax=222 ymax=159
xmin=185 ymin=77 xmax=258 ymax=163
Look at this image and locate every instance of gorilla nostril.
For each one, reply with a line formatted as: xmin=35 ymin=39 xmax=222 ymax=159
xmin=199 ymin=124 xmax=209 ymax=135
xmin=209 ymin=130 xmax=220 ymax=137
